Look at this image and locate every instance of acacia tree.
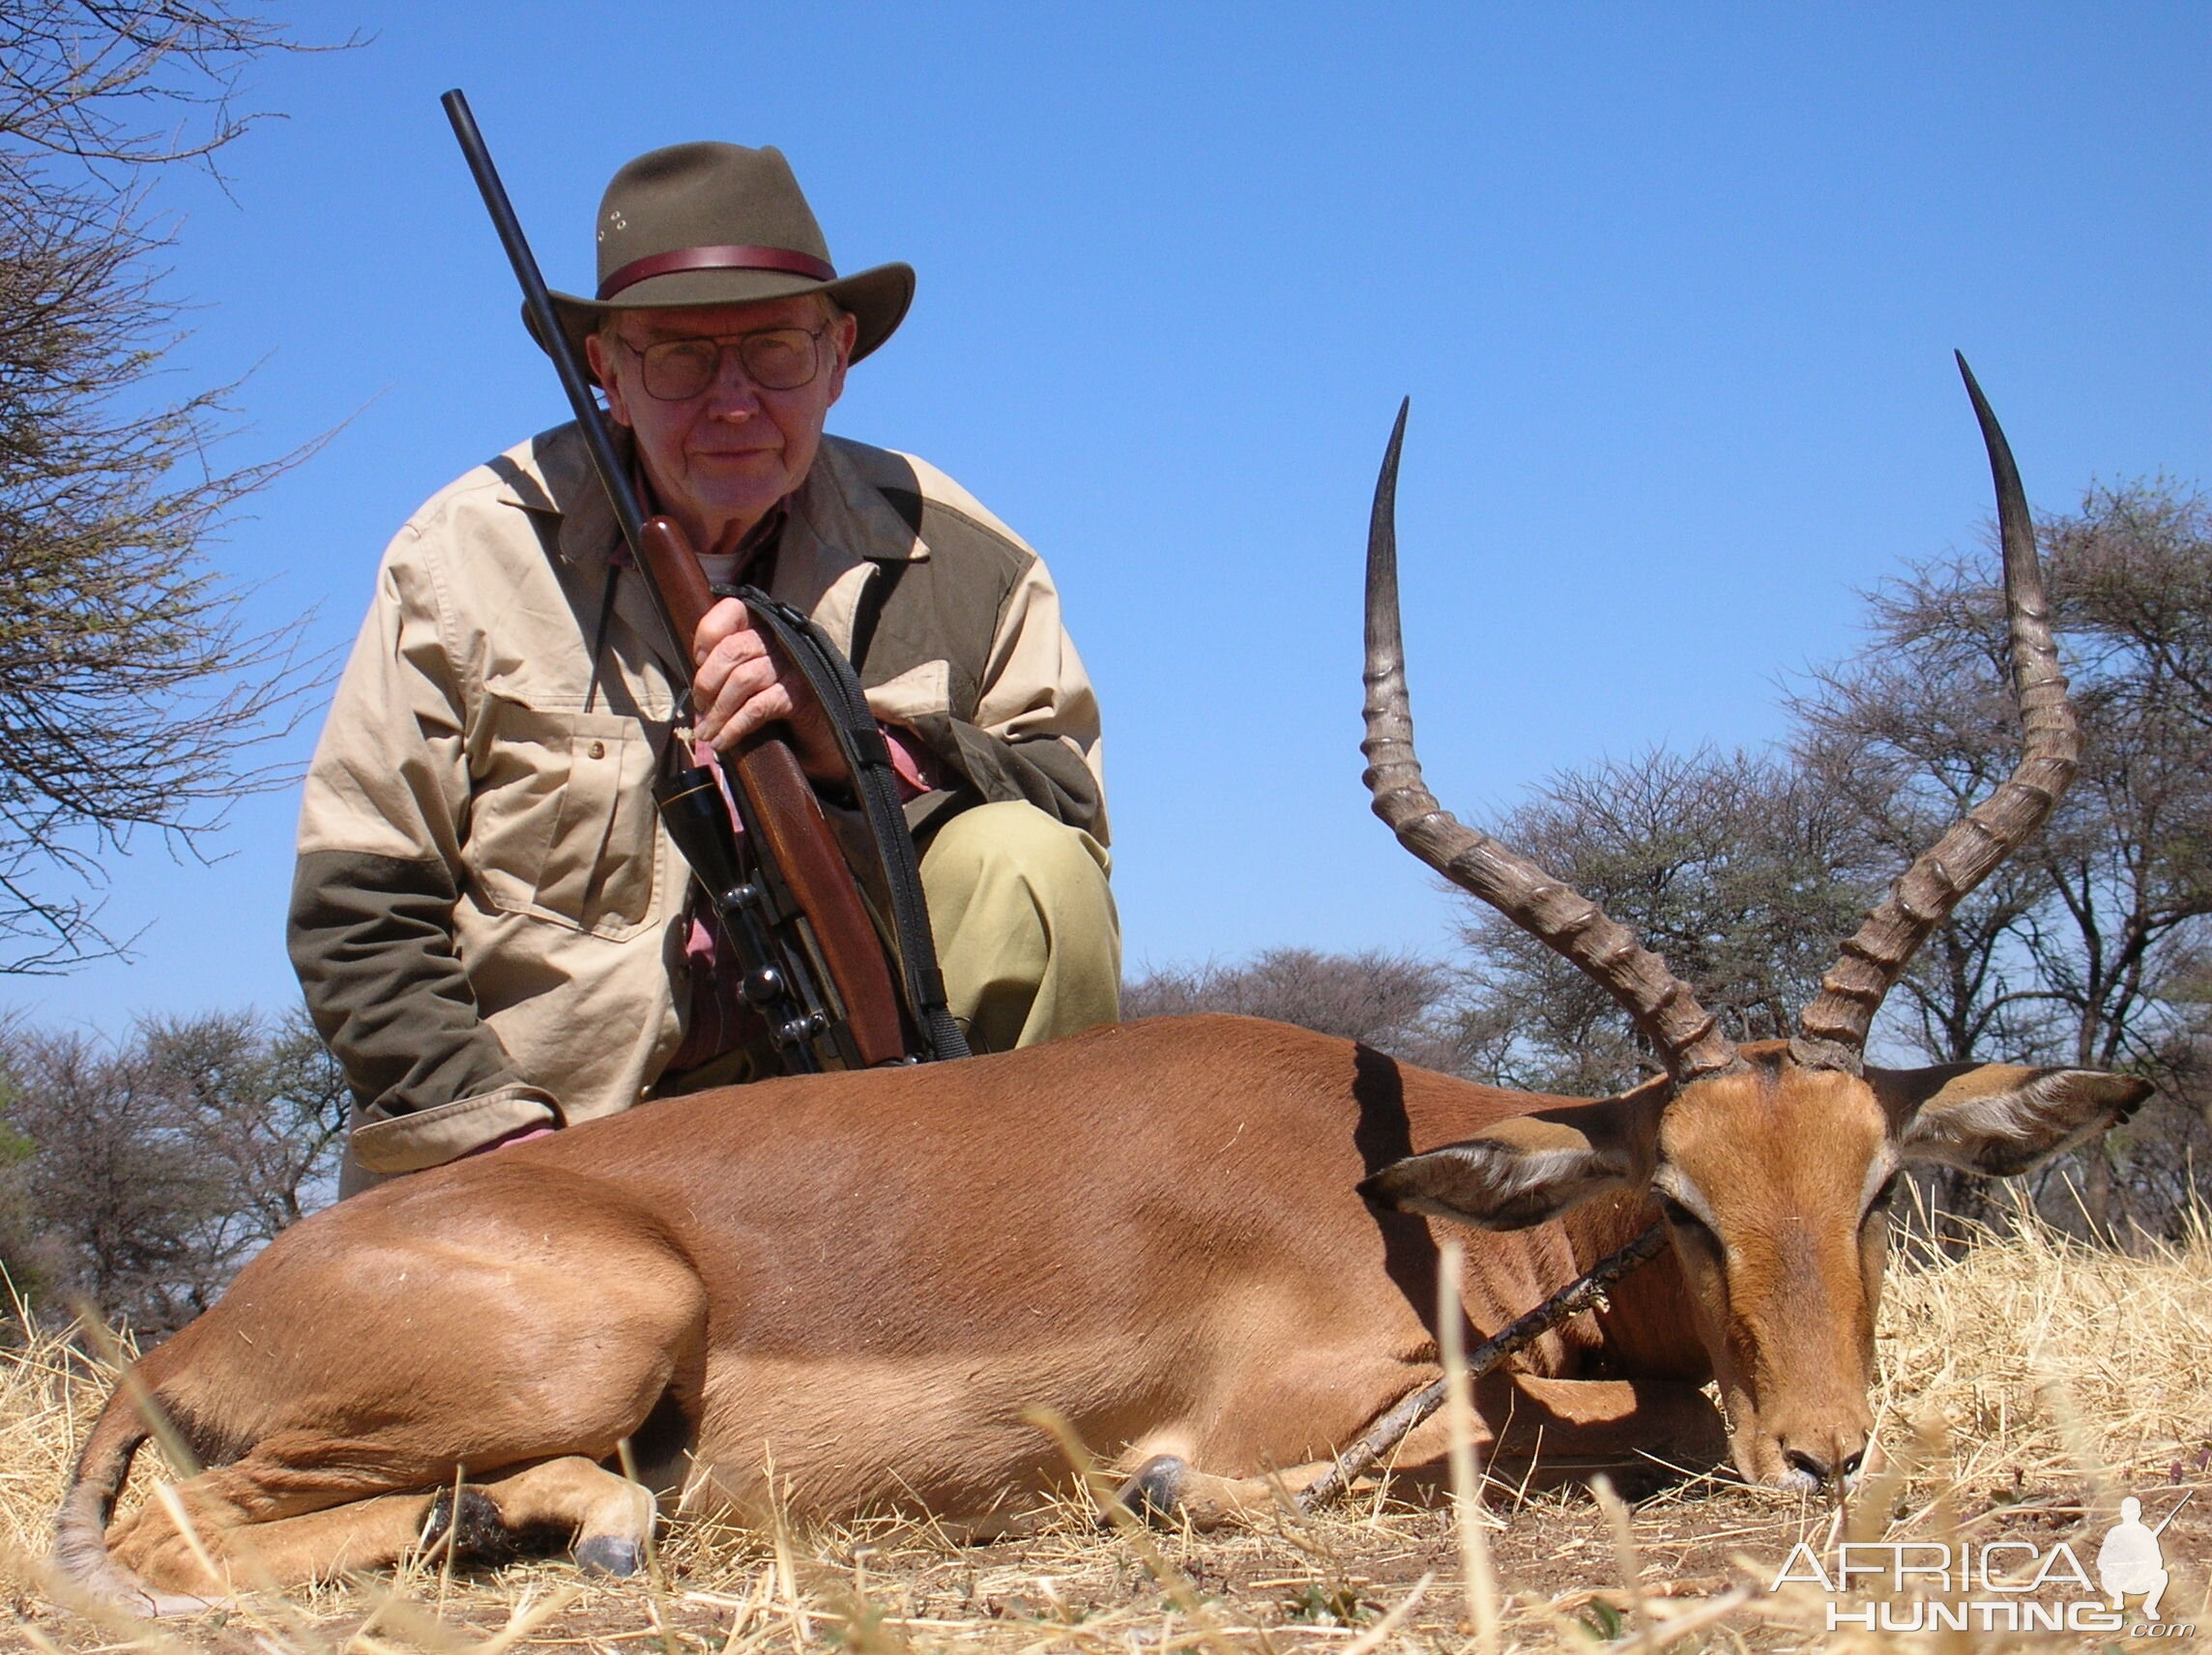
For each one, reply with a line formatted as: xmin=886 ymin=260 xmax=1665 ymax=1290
xmin=1122 ymin=946 xmax=1482 ymax=1075
xmin=1792 ymin=483 xmax=2212 ymax=1234
xmin=0 ymin=1007 xmax=347 ymax=1332
xmin=0 ymin=2 xmax=324 ymax=969
xmin=1451 ymin=747 xmax=1879 ymax=1096
xmin=1436 ymin=488 xmax=2212 ymax=1237
xmin=135 ymin=1008 xmax=350 ymax=1250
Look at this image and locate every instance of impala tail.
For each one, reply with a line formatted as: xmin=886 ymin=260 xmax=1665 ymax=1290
xmin=53 ymin=1378 xmax=216 ymax=1617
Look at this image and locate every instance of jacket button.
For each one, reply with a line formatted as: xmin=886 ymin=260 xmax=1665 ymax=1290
xmin=588 ymin=740 xmax=606 ymax=760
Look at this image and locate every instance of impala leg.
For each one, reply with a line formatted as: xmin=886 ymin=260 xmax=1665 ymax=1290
xmin=107 ymin=1396 xmax=684 ymax=1597
xmin=1358 ymin=1374 xmax=1726 ymax=1495
xmin=108 ymin=1467 xmax=439 ymax=1595
xmin=108 ymin=1455 xmax=664 ymax=1595
xmin=103 ymin=1203 xmax=707 ymax=1597
xmin=432 ymin=1457 xmax=659 ymax=1577
xmin=1479 ymin=1374 xmax=1729 ymax=1490
xmin=1111 ymin=1374 xmax=1725 ymax=1528
xmin=1110 ymin=1454 xmax=1339 ymax=1527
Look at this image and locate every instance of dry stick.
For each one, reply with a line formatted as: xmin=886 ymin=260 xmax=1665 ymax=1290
xmin=1918 ymin=1414 xmax=1969 ymax=1655
xmin=1438 ymin=1239 xmax=1501 ymax=1655
xmin=149 ymin=1484 xmax=224 ymax=1600
xmin=767 ymin=1474 xmax=813 ymax=1653
xmin=1638 ymin=1584 xmax=1755 ymax=1649
xmin=1296 ymin=1224 xmax=1668 ymax=1513
xmin=716 ymin=1567 xmax=774 ymax=1655
xmin=466 ymin=1585 xmax=584 ymax=1655
xmin=1590 ymin=1475 xmax=1651 ymax=1655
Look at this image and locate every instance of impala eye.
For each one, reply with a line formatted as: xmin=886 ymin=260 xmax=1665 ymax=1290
xmin=1864 ymin=1172 xmax=1903 ymax=1223
xmin=1658 ymin=1194 xmax=1717 ymax=1243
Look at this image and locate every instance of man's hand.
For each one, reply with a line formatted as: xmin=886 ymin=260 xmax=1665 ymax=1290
xmin=691 ymin=597 xmax=843 ymax=779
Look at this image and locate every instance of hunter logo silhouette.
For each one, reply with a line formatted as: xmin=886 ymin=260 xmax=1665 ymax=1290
xmin=2099 ymin=1494 xmax=2190 ymax=1620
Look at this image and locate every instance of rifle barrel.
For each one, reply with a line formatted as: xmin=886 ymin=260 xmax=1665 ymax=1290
xmin=440 ymin=88 xmax=689 ymax=675
xmin=2152 ymin=1491 xmax=2194 ymax=1536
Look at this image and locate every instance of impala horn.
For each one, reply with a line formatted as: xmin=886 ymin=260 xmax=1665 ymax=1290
xmin=1360 ymin=398 xmax=1743 ymax=1086
xmin=1790 ymin=356 xmax=2080 ymax=1073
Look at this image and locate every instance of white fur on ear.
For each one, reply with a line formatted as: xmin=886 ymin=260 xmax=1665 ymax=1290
xmin=1359 ymin=1140 xmax=1632 ymax=1231
xmin=1899 ymin=1068 xmax=2151 ymax=1176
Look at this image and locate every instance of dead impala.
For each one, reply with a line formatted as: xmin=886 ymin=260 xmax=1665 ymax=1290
xmin=57 ymin=358 xmax=2145 ymax=1611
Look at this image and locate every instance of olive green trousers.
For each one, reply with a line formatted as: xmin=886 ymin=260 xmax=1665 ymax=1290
xmin=918 ymin=798 xmax=1121 ymax=1055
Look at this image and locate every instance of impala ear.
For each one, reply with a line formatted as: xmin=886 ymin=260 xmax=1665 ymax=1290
xmin=1359 ymin=1091 xmax=1665 ymax=1231
xmin=1872 ymin=1062 xmax=2153 ymax=1177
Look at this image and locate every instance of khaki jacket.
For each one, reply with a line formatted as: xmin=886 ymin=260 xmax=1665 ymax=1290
xmin=291 ymin=423 xmax=1105 ymax=1175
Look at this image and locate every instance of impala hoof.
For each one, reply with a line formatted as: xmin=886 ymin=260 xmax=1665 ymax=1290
xmin=1109 ymin=1455 xmax=1188 ymax=1525
xmin=574 ymin=1535 xmax=643 ymax=1577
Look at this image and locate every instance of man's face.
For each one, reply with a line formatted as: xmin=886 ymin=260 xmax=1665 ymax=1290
xmin=586 ymin=295 xmax=858 ymax=552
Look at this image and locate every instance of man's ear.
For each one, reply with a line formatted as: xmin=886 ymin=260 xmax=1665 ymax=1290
xmin=585 ymin=332 xmax=632 ymax=425
xmin=1359 ymin=1090 xmax=1665 ymax=1232
xmin=1871 ymin=1061 xmax=2153 ymax=1177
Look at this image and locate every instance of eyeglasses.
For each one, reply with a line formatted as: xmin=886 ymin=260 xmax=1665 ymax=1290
xmin=619 ymin=326 xmax=830 ymax=400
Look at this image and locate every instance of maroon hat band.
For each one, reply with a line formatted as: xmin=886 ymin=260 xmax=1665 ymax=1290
xmin=597 ymin=245 xmax=838 ymax=302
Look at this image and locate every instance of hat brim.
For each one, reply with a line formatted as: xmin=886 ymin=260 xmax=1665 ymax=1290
xmin=530 ymin=260 xmax=915 ymax=372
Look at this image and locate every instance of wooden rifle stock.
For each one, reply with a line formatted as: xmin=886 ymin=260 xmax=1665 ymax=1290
xmin=636 ymin=517 xmax=909 ymax=1068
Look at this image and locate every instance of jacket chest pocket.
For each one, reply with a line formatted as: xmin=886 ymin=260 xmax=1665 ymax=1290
xmin=465 ymin=696 xmax=663 ymax=939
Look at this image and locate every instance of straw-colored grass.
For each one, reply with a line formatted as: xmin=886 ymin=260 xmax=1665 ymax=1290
xmin=3 ymin=1195 xmax=2206 ymax=1652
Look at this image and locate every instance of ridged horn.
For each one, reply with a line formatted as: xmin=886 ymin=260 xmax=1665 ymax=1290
xmin=1360 ymin=398 xmax=1743 ymax=1086
xmin=1791 ymin=356 xmax=2080 ymax=1072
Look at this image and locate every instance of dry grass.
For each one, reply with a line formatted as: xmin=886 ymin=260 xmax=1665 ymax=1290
xmin=2 ymin=1197 xmax=2207 ymax=1654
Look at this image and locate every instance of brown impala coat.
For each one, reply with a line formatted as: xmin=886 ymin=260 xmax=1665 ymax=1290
xmin=58 ymin=1015 xmax=2141 ymax=1607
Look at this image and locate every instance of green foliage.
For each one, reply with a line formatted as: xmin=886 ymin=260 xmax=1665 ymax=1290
xmin=1577 ymin=1598 xmax=1625 ymax=1641
xmin=1282 ymin=1582 xmax=1374 ymax=1626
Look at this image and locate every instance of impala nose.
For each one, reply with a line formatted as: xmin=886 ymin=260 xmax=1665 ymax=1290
xmin=1785 ymin=1447 xmax=1832 ymax=1485
xmin=1782 ymin=1440 xmax=1868 ymax=1490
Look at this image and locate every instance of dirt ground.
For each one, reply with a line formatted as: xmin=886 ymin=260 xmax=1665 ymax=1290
xmin=8 ymin=1463 xmax=2207 ymax=1655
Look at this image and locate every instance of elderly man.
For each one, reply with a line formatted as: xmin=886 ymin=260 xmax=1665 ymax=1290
xmin=292 ymin=142 xmax=1118 ymax=1183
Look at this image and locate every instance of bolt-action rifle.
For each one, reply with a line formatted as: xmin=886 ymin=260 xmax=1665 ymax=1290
xmin=443 ymin=89 xmax=968 ymax=1075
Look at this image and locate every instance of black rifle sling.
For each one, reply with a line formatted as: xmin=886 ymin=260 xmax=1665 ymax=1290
xmin=735 ymin=586 xmax=971 ymax=1063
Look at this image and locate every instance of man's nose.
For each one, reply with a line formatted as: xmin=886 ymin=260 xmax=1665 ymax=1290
xmin=704 ymin=354 xmax=764 ymax=412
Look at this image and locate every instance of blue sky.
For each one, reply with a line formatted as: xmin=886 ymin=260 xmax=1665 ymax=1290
xmin=3 ymin=2 xmax=2205 ymax=1031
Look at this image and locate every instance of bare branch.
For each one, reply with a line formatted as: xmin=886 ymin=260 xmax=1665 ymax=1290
xmin=0 ymin=2 xmax=339 ymax=967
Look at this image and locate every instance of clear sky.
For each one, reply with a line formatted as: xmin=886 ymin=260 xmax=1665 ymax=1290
xmin=3 ymin=1 xmax=2205 ymax=1032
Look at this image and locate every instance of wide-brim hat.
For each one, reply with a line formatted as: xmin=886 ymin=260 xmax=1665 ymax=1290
xmin=535 ymin=141 xmax=915 ymax=370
